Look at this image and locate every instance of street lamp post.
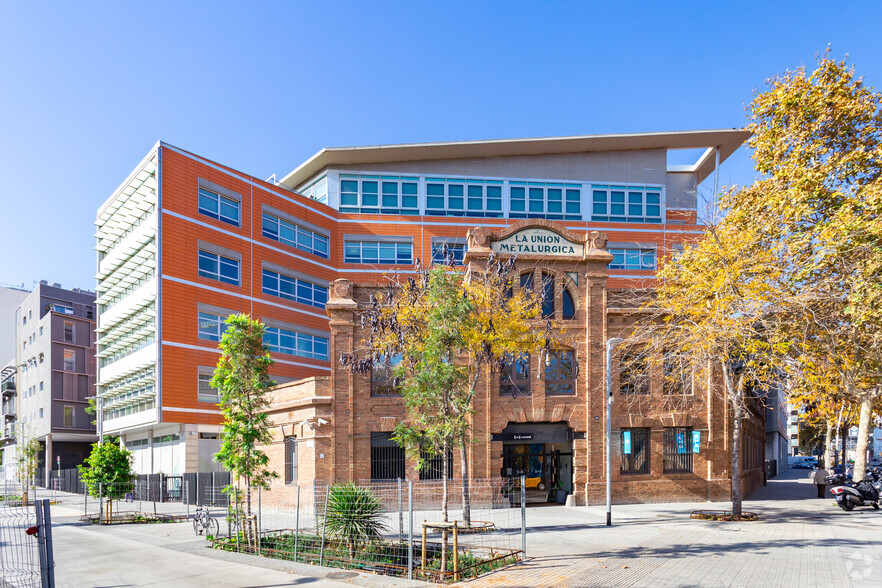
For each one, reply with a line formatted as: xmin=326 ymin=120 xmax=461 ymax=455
xmin=605 ymin=337 xmax=624 ymax=527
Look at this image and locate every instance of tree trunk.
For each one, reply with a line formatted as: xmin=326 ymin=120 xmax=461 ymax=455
xmin=441 ymin=438 xmax=449 ymax=576
xmin=722 ymin=361 xmax=743 ymax=518
xmin=823 ymin=420 xmax=834 ymax=470
xmin=459 ymin=442 xmax=471 ymax=526
xmin=853 ymin=395 xmax=874 ymax=482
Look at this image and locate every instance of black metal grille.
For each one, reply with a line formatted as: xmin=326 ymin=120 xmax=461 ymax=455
xmin=621 ymin=428 xmax=650 ymax=474
xmin=370 ymin=432 xmax=406 ymax=480
xmin=419 ymin=449 xmax=453 ymax=480
xmin=663 ymin=427 xmax=693 ymax=473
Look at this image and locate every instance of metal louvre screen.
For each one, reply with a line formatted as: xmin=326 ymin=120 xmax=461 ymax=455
xmin=371 ymin=433 xmax=406 ymax=481
xmin=663 ymin=427 xmax=693 ymax=473
xmin=419 ymin=450 xmax=453 ymax=480
xmin=620 ymin=428 xmax=649 ymax=474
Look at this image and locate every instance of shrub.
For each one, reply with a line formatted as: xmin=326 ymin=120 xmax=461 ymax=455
xmin=322 ymin=482 xmax=388 ymax=558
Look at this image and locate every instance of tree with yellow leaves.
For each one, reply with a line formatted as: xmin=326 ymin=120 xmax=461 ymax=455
xmin=341 ymin=253 xmax=554 ymax=573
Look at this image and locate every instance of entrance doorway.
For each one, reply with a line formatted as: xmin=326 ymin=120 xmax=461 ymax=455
xmin=497 ymin=422 xmax=574 ymax=504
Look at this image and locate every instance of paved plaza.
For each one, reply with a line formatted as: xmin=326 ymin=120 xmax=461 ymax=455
xmin=40 ymin=467 xmax=882 ymax=587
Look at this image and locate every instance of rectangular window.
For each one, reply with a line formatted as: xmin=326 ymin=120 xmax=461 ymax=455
xmin=370 ymin=432 xmax=406 ymax=481
xmin=64 ymin=321 xmax=74 ymax=342
xmin=261 ymin=269 xmax=328 ymax=308
xmin=591 ymin=185 xmax=662 ymax=223
xmin=198 ymin=187 xmax=240 ymax=226
xmin=299 ymin=175 xmax=328 ymax=204
xmin=198 ymin=250 xmax=240 ymax=285
xmin=339 ymin=174 xmax=419 ymax=214
xmin=663 ymin=352 xmax=693 ymax=395
xmin=284 ymin=437 xmax=298 ymax=484
xmin=425 ymin=177 xmax=504 ymax=218
xmin=261 ymin=212 xmax=329 ymax=258
xmin=509 ymin=181 xmax=581 ymax=220
xmin=344 ymin=241 xmax=413 ymax=265
xmin=621 ymin=428 xmax=650 ymax=474
xmin=663 ymin=427 xmax=693 ymax=473
xmin=197 ymin=373 xmax=219 ymax=403
xmin=38 ymin=408 xmax=43 ymax=419
xmin=431 ymin=242 xmax=466 ymax=265
xmin=197 ymin=312 xmax=228 ymax=342
xmin=63 ymin=406 xmax=74 ymax=428
xmin=371 ymin=354 xmax=402 ymax=396
xmin=545 ymin=350 xmax=576 ymax=395
xmin=419 ymin=448 xmax=453 ymax=480
xmin=500 ymin=353 xmax=530 ymax=396
xmin=63 ymin=349 xmax=75 ymax=371
xmin=264 ymin=327 xmax=329 ymax=360
xmin=609 ymin=248 xmax=656 ymax=271
xmin=54 ymin=304 xmax=74 ymax=315
xmin=620 ymin=350 xmax=649 ymax=395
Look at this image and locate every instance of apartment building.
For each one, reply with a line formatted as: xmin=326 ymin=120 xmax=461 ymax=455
xmin=96 ymin=130 xmax=750 ymax=478
xmin=14 ymin=283 xmax=97 ymax=483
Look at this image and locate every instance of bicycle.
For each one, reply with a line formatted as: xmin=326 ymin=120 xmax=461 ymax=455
xmin=193 ymin=505 xmax=220 ymax=537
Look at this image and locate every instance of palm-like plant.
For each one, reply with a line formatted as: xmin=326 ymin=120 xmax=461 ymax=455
xmin=322 ymin=483 xmax=388 ymax=559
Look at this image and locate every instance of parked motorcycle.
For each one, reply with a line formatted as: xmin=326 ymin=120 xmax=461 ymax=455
xmin=830 ymin=477 xmax=881 ymax=511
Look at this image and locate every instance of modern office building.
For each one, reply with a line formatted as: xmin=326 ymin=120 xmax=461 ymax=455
xmin=14 ymin=282 xmax=97 ymax=483
xmin=97 ymin=130 xmax=751 ymax=484
xmin=0 ymin=285 xmax=30 ymax=364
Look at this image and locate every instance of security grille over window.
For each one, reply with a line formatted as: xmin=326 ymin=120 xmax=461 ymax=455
xmin=284 ymin=437 xmax=298 ymax=483
xmin=340 ymin=174 xmax=419 ymax=215
xmin=370 ymin=432 xmax=405 ymax=481
xmin=499 ymin=353 xmax=530 ymax=396
xmin=621 ymin=428 xmax=650 ymax=474
xmin=663 ymin=427 xmax=693 ymax=473
xmin=419 ymin=448 xmax=453 ymax=480
xmin=591 ymin=185 xmax=662 ymax=223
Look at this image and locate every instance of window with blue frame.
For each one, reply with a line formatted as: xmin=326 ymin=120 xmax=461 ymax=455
xmin=339 ymin=175 xmax=419 ymax=214
xmin=509 ymin=182 xmax=581 ymax=220
xmin=198 ymin=250 xmax=240 ymax=285
xmin=261 ymin=212 xmax=329 ymax=258
xmin=344 ymin=241 xmax=413 ymax=265
xmin=425 ymin=178 xmax=504 ymax=217
xmin=198 ymin=187 xmax=240 ymax=226
xmin=591 ymin=185 xmax=662 ymax=223
xmin=608 ymin=248 xmax=656 ymax=271
xmin=262 ymin=269 xmax=328 ymax=308
xmin=431 ymin=242 xmax=466 ymax=265
xmin=264 ymin=327 xmax=329 ymax=360
xmin=197 ymin=312 xmax=229 ymax=342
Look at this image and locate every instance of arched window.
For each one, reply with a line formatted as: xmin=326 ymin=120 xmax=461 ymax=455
xmin=562 ymin=288 xmax=575 ymax=319
xmin=284 ymin=437 xmax=297 ymax=484
xmin=519 ymin=272 xmax=534 ymax=292
xmin=541 ymin=273 xmax=555 ymax=318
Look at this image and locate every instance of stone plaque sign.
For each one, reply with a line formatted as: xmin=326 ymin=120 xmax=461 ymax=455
xmin=491 ymin=228 xmax=584 ymax=257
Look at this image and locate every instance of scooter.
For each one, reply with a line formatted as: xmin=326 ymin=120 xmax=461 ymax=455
xmin=830 ymin=477 xmax=880 ymax=511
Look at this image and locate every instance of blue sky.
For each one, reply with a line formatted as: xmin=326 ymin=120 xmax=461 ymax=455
xmin=1 ymin=1 xmax=881 ymax=291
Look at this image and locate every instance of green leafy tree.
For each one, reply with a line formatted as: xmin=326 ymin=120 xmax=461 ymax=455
xmin=78 ymin=438 xmax=135 ymax=522
xmin=212 ymin=314 xmax=278 ymax=545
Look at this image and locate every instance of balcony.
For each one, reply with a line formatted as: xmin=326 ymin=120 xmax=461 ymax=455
xmin=1 ymin=381 xmax=15 ymax=397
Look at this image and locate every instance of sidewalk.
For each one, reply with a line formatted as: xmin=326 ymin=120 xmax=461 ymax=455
xmin=461 ymin=468 xmax=882 ymax=587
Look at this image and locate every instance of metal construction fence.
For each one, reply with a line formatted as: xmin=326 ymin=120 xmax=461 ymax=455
xmin=205 ymin=477 xmax=526 ymax=584
xmin=37 ymin=468 xmax=232 ymax=503
xmin=0 ymin=499 xmax=55 ymax=588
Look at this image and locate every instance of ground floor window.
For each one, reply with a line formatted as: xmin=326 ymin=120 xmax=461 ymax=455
xmin=370 ymin=432 xmax=406 ymax=481
xmin=663 ymin=427 xmax=693 ymax=473
xmin=284 ymin=437 xmax=297 ymax=484
xmin=419 ymin=448 xmax=453 ymax=480
xmin=621 ymin=428 xmax=650 ymax=474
